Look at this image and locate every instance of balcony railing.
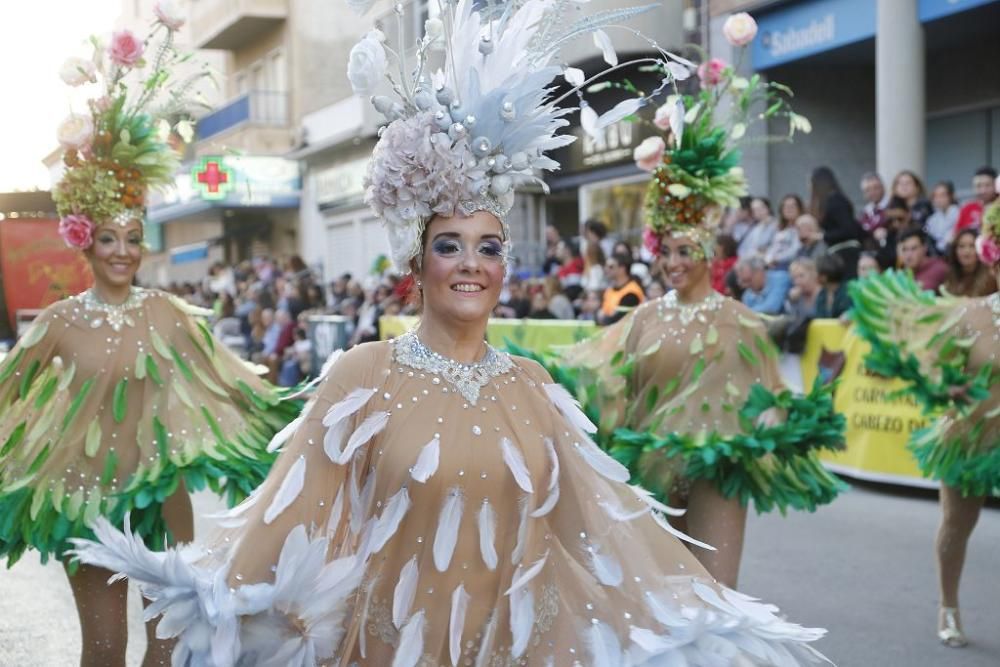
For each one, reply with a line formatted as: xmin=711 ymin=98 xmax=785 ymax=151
xmin=190 ymin=0 xmax=287 ymax=50
xmin=196 ymin=90 xmax=289 ymax=141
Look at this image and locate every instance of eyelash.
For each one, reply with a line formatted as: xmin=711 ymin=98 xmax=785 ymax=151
xmin=432 ymin=240 xmax=504 ymax=258
xmin=98 ymin=236 xmax=142 ymax=244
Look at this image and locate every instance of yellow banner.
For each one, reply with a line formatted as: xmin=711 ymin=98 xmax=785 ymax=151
xmin=379 ymin=316 xmax=596 ymax=352
xmin=802 ymin=319 xmax=934 ymax=487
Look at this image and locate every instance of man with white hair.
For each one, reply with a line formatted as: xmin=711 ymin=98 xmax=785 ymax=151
xmin=736 ymin=256 xmax=790 ymax=315
xmin=858 ymin=171 xmax=890 ymax=235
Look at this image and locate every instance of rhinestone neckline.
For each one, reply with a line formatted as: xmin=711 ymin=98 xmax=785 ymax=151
xmin=660 ymin=290 xmax=724 ymax=326
xmin=391 ymin=331 xmax=513 ymax=405
xmin=75 ymin=286 xmax=150 ymax=332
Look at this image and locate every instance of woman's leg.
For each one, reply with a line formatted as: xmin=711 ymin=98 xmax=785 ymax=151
xmin=66 ymin=562 xmax=129 ymax=667
xmin=937 ymin=484 xmax=984 ymax=608
xmin=684 ymin=479 xmax=748 ymax=588
xmin=141 ymin=487 xmax=195 ymax=667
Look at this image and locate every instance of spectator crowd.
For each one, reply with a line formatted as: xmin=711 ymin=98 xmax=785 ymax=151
xmin=158 ymin=163 xmax=999 ymax=381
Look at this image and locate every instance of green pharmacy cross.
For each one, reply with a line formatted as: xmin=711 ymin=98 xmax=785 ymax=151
xmin=192 ymin=158 xmax=234 ymax=200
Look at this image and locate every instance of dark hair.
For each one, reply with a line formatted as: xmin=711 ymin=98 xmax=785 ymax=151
xmin=816 ymin=253 xmax=845 ymax=283
xmin=738 ymin=196 xmax=753 ymax=212
xmin=777 ymin=194 xmax=804 ymax=228
xmin=932 ymin=180 xmax=956 ymax=206
xmin=809 ymin=166 xmax=846 ymax=220
xmin=715 ymin=234 xmax=739 ymax=259
xmin=946 ymin=228 xmax=980 ymax=273
xmin=565 ymin=239 xmax=582 ymax=259
xmin=608 ymin=251 xmax=632 ymax=271
xmin=898 ymin=228 xmax=929 ymax=247
xmin=885 ymin=196 xmax=909 ymax=212
xmin=612 ymin=240 xmax=634 ymax=260
xmin=892 ymin=170 xmax=927 ymax=199
xmin=752 ymin=196 xmax=772 ymax=214
xmin=974 ymin=166 xmax=998 ymax=180
xmin=584 ymin=219 xmax=608 ymax=239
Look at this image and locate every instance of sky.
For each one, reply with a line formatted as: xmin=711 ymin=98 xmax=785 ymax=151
xmin=0 ymin=1 xmax=122 ymax=192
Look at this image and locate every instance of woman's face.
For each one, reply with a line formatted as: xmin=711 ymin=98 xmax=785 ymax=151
xmin=750 ymin=198 xmax=770 ymax=222
xmin=955 ymin=233 xmax=979 ymax=271
xmin=659 ymin=235 xmax=708 ymax=295
xmin=416 ymin=211 xmax=506 ymax=327
xmin=931 ymin=185 xmax=951 ymax=211
xmin=857 ymin=255 xmax=880 ymax=279
xmin=645 ymin=281 xmax=665 ymax=300
xmin=85 ymin=219 xmax=143 ymax=290
xmin=790 ymin=264 xmax=818 ymax=293
xmin=895 ymin=173 xmax=918 ymax=200
xmin=780 ymin=197 xmax=801 ymax=223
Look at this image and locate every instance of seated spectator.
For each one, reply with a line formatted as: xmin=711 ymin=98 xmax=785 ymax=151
xmin=542 ymin=225 xmax=563 ymax=276
xmin=891 ymin=170 xmax=933 ymax=228
xmin=856 ymin=251 xmax=881 ymax=279
xmin=496 ymin=277 xmax=531 ymax=319
xmin=736 ymin=256 xmax=790 ymax=315
xmin=955 ymin=166 xmax=998 ymax=233
xmin=874 ymin=197 xmax=912 ymax=269
xmin=599 ymin=252 xmax=645 ymax=325
xmin=810 ymin=166 xmax=863 ymax=278
xmin=814 ymin=254 xmax=851 ymax=318
xmin=528 ymin=290 xmax=556 ymax=319
xmin=738 ymin=196 xmax=779 ymax=259
xmin=772 ymin=257 xmax=820 ymax=353
xmin=765 ymin=195 xmax=804 ymax=270
xmin=585 ymin=219 xmax=616 ymax=259
xmin=858 ymin=171 xmax=890 ymax=237
xmin=710 ymin=234 xmax=739 ymax=295
xmin=328 ymin=273 xmax=352 ymax=311
xmin=794 ymin=214 xmax=828 ymax=261
xmin=582 ymin=236 xmax=607 ymax=292
xmin=943 ymin=228 xmax=998 ymax=298
xmin=645 ymin=278 xmax=666 ymax=300
xmin=556 ymin=240 xmax=585 ymax=300
xmin=925 ymin=181 xmax=960 ymax=254
xmin=898 ymin=228 xmax=948 ymax=292
xmin=722 ymin=196 xmax=753 ymax=243
xmin=577 ymin=289 xmax=602 ymax=322
xmin=542 ymin=275 xmax=575 ymax=320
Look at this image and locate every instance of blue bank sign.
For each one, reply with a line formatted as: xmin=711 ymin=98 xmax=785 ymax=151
xmin=751 ymin=0 xmax=876 ymax=70
xmin=918 ymin=0 xmax=999 ymax=21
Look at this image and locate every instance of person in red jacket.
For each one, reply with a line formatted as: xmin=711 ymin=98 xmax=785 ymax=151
xmin=710 ymin=234 xmax=739 ymax=295
xmin=954 ymin=166 xmax=998 ymax=233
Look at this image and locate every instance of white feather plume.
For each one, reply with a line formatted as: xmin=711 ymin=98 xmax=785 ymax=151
xmin=478 ymin=499 xmax=498 ymax=571
xmin=474 ymin=612 xmax=498 ymax=667
xmin=263 ymin=455 xmax=307 ymax=524
xmin=321 ymin=386 xmax=376 ymax=427
xmin=449 ymin=584 xmax=471 ymax=666
xmin=500 ymin=437 xmax=534 ymax=493
xmin=434 ymin=488 xmax=464 ymax=572
xmin=650 ymin=510 xmax=717 ymax=551
xmin=325 ymin=485 xmax=345 ymax=536
xmin=543 ymin=382 xmax=597 ymax=434
xmin=392 ymin=556 xmax=419 ymax=629
xmin=631 ymin=484 xmax=685 ymax=516
xmin=599 ymin=498 xmax=648 ymax=522
xmin=588 ymin=547 xmax=623 ymax=587
xmin=266 ymin=415 xmax=303 ymax=453
xmin=505 ymin=550 xmax=549 ymax=596
xmin=391 ymin=609 xmax=426 ymax=667
xmin=337 ymin=410 xmax=389 ymax=464
xmin=511 ymin=494 xmax=531 ymax=565
xmin=531 ymin=438 xmax=560 ymax=518
xmin=509 ymin=585 xmax=535 ymax=659
xmin=587 ymin=621 xmax=625 ymax=667
xmin=410 ymin=436 xmax=440 ymax=483
xmin=366 ymin=486 xmax=411 ymax=556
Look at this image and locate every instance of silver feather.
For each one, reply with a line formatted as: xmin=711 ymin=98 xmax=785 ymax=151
xmin=478 ymin=499 xmax=499 ymax=570
xmin=449 ymin=584 xmax=471 ymax=666
xmin=391 ymin=609 xmax=426 ymax=667
xmin=392 ymin=556 xmax=419 ymax=629
xmin=337 ymin=410 xmax=389 ymax=464
xmin=500 ymin=437 xmax=534 ymax=493
xmin=410 ymin=436 xmax=440 ymax=483
xmin=434 ymin=488 xmax=465 ymax=572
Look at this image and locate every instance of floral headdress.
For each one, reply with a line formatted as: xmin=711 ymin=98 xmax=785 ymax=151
xmin=347 ymin=0 xmax=690 ymax=272
xmin=632 ymin=12 xmax=810 ymax=259
xmin=54 ymin=1 xmax=207 ymax=250
xmin=976 ymin=199 xmax=1000 ymax=266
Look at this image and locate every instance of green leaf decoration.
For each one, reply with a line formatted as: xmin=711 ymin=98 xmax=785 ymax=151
xmin=27 ymin=442 xmax=52 ymax=475
xmin=64 ymin=488 xmax=85 ymax=521
xmin=754 ymin=334 xmax=779 ymax=359
xmin=197 ymin=321 xmax=215 ymax=356
xmin=641 ymin=340 xmax=662 ymax=357
xmin=645 ymin=386 xmax=660 ymax=414
xmin=1 ymin=422 xmax=27 ymax=457
xmin=738 ymin=315 xmax=762 ymax=329
xmin=173 ymin=379 xmax=195 ymax=409
xmin=152 ymin=416 xmax=170 ymax=459
xmin=706 ymin=325 xmax=719 ymax=346
xmin=61 ymin=378 xmax=95 ymax=432
xmin=101 ymin=450 xmax=119 ymax=486
xmin=29 ymin=489 xmax=47 ymax=521
xmin=112 ymin=378 xmax=128 ymax=423
xmin=34 ymin=376 xmax=59 ymax=409
xmin=0 ymin=349 xmax=25 ymax=383
xmin=150 ymin=330 xmax=172 ymax=359
xmin=193 ymin=366 xmax=227 ymax=397
xmin=135 ymin=351 xmax=147 ymax=380
xmin=57 ymin=361 xmax=76 ymax=392
xmin=169 ymin=346 xmax=194 ymax=381
xmin=83 ymin=488 xmax=102 ymax=525
xmin=145 ymin=354 xmax=164 ymax=386
xmin=662 ymin=377 xmax=681 ymax=396
xmin=19 ymin=359 xmax=41 ymax=400
xmin=84 ymin=419 xmax=102 ymax=457
xmin=691 ymin=358 xmax=707 ymax=383
xmin=737 ymin=341 xmax=758 ymax=366
xmin=20 ymin=320 xmax=49 ymax=349
xmin=689 ymin=337 xmax=704 ymax=355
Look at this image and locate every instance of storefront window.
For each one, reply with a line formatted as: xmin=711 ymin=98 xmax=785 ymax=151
xmin=579 ymin=175 xmax=649 ymax=248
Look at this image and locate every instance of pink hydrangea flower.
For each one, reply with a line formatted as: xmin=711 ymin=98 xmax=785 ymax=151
xmin=59 ymin=214 xmax=95 ymax=250
xmin=108 ymin=30 xmax=144 ymax=67
xmin=975 ymin=234 xmax=1000 ymax=266
xmin=697 ymin=59 xmax=727 ymax=88
xmin=643 ymin=227 xmax=662 ymax=257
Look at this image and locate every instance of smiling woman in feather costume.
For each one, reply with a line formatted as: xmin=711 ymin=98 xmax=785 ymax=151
xmin=72 ymin=1 xmax=831 ymax=665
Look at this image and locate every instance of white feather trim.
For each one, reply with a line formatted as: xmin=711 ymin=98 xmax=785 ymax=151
xmin=391 ymin=609 xmax=426 ymax=667
xmin=631 ymin=484 xmax=685 ymax=517
xmin=478 ymin=499 xmax=498 ymax=571
xmin=321 ymin=386 xmax=376 ymax=427
xmin=474 ymin=612 xmax=498 ymax=667
xmin=500 ymin=437 xmax=534 ymax=493
xmin=511 ymin=494 xmax=531 ymax=565
xmin=509 ymin=586 xmax=534 ymax=659
xmin=587 ymin=621 xmax=624 ymax=667
xmin=588 ymin=547 xmax=623 ymax=587
xmin=573 ymin=437 xmax=631 ymax=483
xmin=411 ymin=436 xmax=440 ymax=483
xmin=434 ymin=488 xmax=464 ymax=572
xmin=599 ymin=498 xmax=648 ymax=522
xmin=349 ymin=462 xmax=366 ymax=535
xmin=367 ymin=486 xmax=411 ymax=556
xmin=323 ymin=419 xmax=349 ymax=463
xmin=358 ymin=574 xmax=379 ymax=658
xmin=650 ymin=510 xmax=717 ymax=551
xmin=531 ymin=437 xmax=560 ymax=518
xmin=337 ymin=411 xmax=389 ymax=464
xmin=393 ymin=556 xmax=419 ymax=630
xmin=325 ymin=486 xmax=345 ymax=536
xmin=505 ymin=550 xmax=548 ymax=596
xmin=264 ymin=455 xmax=307 ymax=524
xmin=449 ymin=584 xmax=470 ymax=666
xmin=266 ymin=415 xmax=303 ymax=453
xmin=543 ymin=382 xmax=597 ymax=434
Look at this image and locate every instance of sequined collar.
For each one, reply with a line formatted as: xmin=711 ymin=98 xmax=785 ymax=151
xmin=391 ymin=331 xmax=513 ymax=405
xmin=75 ymin=287 xmax=150 ymax=332
xmin=659 ymin=290 xmax=724 ymax=326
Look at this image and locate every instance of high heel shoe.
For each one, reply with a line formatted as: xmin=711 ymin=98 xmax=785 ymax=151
xmin=938 ymin=607 xmax=967 ymax=648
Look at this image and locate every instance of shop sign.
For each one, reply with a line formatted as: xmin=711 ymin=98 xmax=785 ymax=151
xmin=751 ymin=0 xmax=875 ymax=70
xmin=919 ymin=0 xmax=998 ymax=22
xmin=150 ymin=156 xmax=301 ymax=211
xmin=315 ymin=158 xmax=368 ymax=210
xmin=556 ymin=120 xmax=657 ymax=175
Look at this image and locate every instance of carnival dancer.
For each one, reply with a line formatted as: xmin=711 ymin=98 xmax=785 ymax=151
xmin=531 ymin=20 xmax=845 ymax=588
xmin=0 ymin=11 xmax=299 ymax=665
xmin=850 ymin=202 xmax=1000 ymax=647
xmin=71 ymin=3 xmax=830 ymax=665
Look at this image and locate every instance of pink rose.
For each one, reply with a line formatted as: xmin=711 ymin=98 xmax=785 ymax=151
xmin=697 ymin=58 xmax=727 ymax=87
xmin=975 ymin=234 xmax=1000 ymax=266
xmin=653 ymin=103 xmax=672 ymax=130
xmin=723 ymin=12 xmax=758 ymax=47
xmin=59 ymin=214 xmax=95 ymax=250
xmin=643 ymin=227 xmax=662 ymax=257
xmin=154 ymin=0 xmax=186 ymax=31
xmin=633 ymin=136 xmax=666 ymax=172
xmin=108 ymin=30 xmax=144 ymax=67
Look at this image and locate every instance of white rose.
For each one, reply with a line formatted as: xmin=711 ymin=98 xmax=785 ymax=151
xmin=347 ymin=32 xmax=387 ymax=95
xmin=723 ymin=12 xmax=758 ymax=47
xmin=59 ymin=57 xmax=96 ymax=86
xmin=653 ymin=102 xmax=673 ymax=130
xmin=57 ymin=113 xmax=94 ymax=150
xmin=424 ymin=18 xmax=444 ymax=42
xmin=153 ymin=0 xmax=185 ymax=30
xmin=633 ymin=136 xmax=666 ymax=172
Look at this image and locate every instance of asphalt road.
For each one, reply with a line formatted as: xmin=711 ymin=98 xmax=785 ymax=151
xmin=0 ymin=482 xmax=997 ymax=666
